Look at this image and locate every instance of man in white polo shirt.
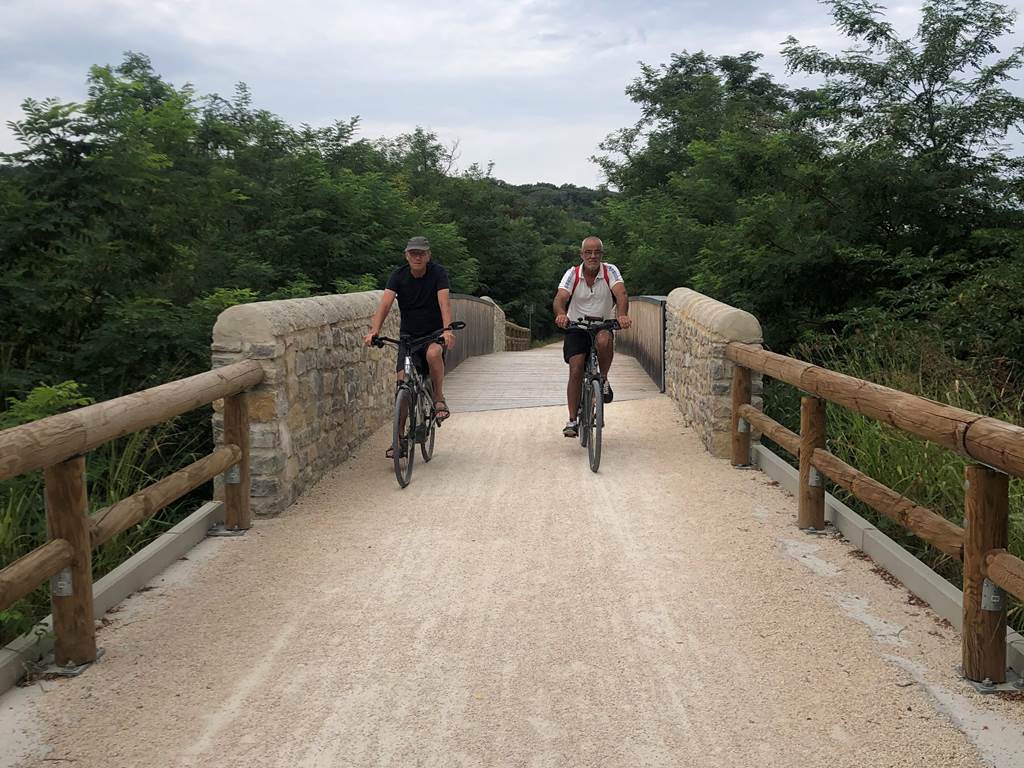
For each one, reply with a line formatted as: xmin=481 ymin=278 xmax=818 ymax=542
xmin=552 ymin=236 xmax=632 ymax=437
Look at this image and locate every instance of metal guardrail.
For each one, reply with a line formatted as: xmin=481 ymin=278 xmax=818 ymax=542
xmin=615 ymin=296 xmax=666 ymax=392
xmin=448 ymin=295 xmax=499 ymax=372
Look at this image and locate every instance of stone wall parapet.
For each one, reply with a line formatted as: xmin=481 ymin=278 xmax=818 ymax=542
xmin=211 ymin=291 xmax=506 ymax=516
xmin=211 ymin=292 xmax=399 ymax=516
xmin=664 ymin=288 xmax=764 ymax=458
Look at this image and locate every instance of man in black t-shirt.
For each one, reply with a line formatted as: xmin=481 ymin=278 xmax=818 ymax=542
xmin=363 ymin=236 xmax=456 ymax=427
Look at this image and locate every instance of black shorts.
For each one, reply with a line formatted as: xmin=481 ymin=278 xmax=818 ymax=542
xmin=563 ymin=329 xmax=613 ymax=363
xmin=396 ymin=343 xmax=446 ymax=376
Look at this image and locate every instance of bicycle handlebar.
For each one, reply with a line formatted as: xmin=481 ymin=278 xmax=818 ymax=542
xmin=564 ymin=319 xmax=621 ymax=333
xmin=372 ymin=321 xmax=466 ymax=350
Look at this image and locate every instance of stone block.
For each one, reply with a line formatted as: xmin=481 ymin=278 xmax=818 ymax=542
xmin=246 ymin=343 xmax=281 ymax=360
xmin=249 ymin=424 xmax=279 ymax=449
xmin=251 ymin=496 xmax=283 ymax=518
xmin=250 ymin=451 xmax=286 ymax=475
xmin=260 ymin=365 xmax=283 ymax=385
xmin=248 ymin=393 xmax=278 ymax=422
xmin=211 ymin=354 xmax=239 ymax=369
xmin=251 ymin=477 xmax=281 ymax=497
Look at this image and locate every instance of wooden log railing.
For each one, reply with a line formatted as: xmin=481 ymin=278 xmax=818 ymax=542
xmin=0 ymin=360 xmax=264 ymax=668
xmin=727 ymin=342 xmax=1022 ymax=684
xmin=505 ymin=321 xmax=530 ymax=351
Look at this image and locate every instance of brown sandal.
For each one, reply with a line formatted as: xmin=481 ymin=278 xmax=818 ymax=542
xmin=385 ymin=439 xmax=408 ymax=459
xmin=434 ymin=400 xmax=451 ymax=423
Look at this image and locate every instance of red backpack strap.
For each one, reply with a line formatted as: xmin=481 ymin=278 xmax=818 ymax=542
xmin=602 ymin=263 xmax=609 ymax=284
xmin=568 ymin=263 xmax=582 ymax=299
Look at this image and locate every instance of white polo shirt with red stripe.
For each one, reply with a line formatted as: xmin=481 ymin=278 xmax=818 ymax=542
xmin=558 ymin=262 xmax=624 ymax=320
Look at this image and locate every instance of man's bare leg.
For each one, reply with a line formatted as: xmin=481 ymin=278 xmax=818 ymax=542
xmin=596 ymin=330 xmax=613 ymax=379
xmin=567 ymin=354 xmax=585 ymax=419
xmin=426 ymin=343 xmax=448 ymax=418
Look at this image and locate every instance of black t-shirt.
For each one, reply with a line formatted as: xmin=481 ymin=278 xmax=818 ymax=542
xmin=385 ymin=261 xmax=451 ymax=335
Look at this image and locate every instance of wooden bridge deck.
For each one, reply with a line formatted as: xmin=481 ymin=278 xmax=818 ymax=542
xmin=444 ymin=343 xmax=661 ymax=413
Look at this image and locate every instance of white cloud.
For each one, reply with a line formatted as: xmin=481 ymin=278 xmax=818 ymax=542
xmin=2 ymin=0 xmax=1023 ymax=183
xmin=359 ymin=111 xmax=638 ymax=186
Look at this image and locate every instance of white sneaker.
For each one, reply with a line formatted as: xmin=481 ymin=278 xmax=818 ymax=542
xmin=562 ymin=420 xmax=578 ymax=438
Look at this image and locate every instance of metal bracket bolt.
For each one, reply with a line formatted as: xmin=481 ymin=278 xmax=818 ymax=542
xmin=981 ymin=579 xmax=1005 ymax=612
xmin=50 ymin=567 xmax=72 ymax=597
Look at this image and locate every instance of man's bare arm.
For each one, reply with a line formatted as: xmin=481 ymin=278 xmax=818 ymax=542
xmin=438 ymin=288 xmax=456 ymax=348
xmin=553 ymin=288 xmax=571 ymax=328
xmin=611 ymin=283 xmax=632 ymax=329
xmin=363 ymin=289 xmax=397 ymax=345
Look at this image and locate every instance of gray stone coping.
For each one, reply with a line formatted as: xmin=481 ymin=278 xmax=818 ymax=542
xmin=667 ymin=287 xmax=763 ymax=343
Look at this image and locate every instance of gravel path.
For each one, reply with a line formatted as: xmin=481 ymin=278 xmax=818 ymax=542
xmin=6 ymin=397 xmax=1024 ymax=767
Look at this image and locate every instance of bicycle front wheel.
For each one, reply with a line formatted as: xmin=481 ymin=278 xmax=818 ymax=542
xmin=579 ymin=381 xmax=590 ymax=448
xmin=393 ymin=387 xmax=415 ymax=487
xmin=588 ymin=378 xmax=603 ymax=472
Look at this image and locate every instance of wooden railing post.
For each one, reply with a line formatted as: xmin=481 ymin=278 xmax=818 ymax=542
xmin=963 ymin=464 xmax=1008 ymax=684
xmin=731 ymin=365 xmax=752 ymax=466
xmin=44 ymin=455 xmax=97 ymax=667
xmin=223 ymin=392 xmax=251 ymax=531
xmin=798 ymin=396 xmax=826 ymax=530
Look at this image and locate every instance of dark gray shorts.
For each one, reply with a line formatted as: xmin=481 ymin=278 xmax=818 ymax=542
xmin=563 ymin=329 xmax=612 ymax=363
xmin=396 ymin=343 xmax=446 ymax=376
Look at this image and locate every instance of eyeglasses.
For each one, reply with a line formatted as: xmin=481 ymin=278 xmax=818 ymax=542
xmin=582 ymin=249 xmax=603 ymax=256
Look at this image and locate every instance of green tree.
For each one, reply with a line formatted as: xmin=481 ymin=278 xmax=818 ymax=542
xmin=784 ymin=0 xmax=1024 ymax=252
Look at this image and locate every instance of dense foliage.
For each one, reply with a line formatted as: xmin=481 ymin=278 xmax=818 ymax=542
xmin=596 ymin=0 xmax=1024 ymax=361
xmin=0 ymin=58 xmax=603 ymax=406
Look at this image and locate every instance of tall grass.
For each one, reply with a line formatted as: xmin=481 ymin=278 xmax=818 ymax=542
xmin=762 ymin=331 xmax=1024 ymax=630
xmin=0 ymin=393 xmax=209 ymax=645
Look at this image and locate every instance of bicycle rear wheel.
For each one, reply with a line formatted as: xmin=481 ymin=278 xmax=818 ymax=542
xmin=588 ymin=378 xmax=603 ymax=472
xmin=419 ymin=381 xmax=436 ymax=462
xmin=393 ymin=387 xmax=415 ymax=487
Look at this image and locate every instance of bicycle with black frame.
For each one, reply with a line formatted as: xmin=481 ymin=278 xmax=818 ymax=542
xmin=372 ymin=321 xmax=466 ymax=487
xmin=565 ymin=318 xmax=621 ymax=472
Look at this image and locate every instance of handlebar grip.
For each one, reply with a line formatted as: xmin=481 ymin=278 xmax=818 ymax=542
xmin=449 ymin=321 xmax=466 ymax=331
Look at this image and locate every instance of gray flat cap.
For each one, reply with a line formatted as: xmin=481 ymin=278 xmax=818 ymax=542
xmin=405 ymin=236 xmax=431 ymax=251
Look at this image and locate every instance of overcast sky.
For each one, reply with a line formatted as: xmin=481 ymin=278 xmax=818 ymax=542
xmin=2 ymin=0 xmax=1023 ymax=186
